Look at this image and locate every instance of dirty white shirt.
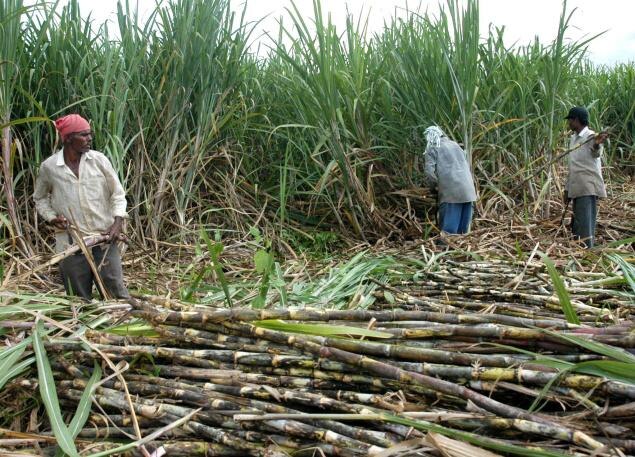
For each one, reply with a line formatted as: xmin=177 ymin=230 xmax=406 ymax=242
xmin=566 ymin=127 xmax=607 ymax=199
xmin=33 ymin=149 xmax=127 ymax=252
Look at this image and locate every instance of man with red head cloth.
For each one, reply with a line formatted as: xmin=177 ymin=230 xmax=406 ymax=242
xmin=33 ymin=114 xmax=131 ymax=300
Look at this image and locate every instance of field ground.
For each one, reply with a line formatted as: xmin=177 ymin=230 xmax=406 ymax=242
xmin=0 ymin=182 xmax=633 ymax=456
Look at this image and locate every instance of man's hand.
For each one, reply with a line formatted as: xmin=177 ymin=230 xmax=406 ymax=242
xmin=594 ymin=132 xmax=608 ymax=147
xmin=103 ymin=216 xmax=124 ymax=242
xmin=50 ymin=215 xmax=68 ymax=230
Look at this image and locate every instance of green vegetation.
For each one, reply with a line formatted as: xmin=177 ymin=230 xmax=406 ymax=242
xmin=0 ymin=0 xmax=632 ymax=251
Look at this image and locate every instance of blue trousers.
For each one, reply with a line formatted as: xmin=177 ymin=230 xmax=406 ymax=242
xmin=439 ymin=202 xmax=473 ymax=234
xmin=572 ymin=195 xmax=597 ymax=248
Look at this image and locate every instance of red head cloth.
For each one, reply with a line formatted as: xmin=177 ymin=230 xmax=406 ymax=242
xmin=54 ymin=114 xmax=90 ymax=141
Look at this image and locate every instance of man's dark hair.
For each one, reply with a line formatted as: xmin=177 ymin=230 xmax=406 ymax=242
xmin=565 ymin=106 xmax=589 ymax=126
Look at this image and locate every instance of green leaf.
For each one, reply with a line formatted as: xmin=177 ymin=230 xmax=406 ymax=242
xmin=0 ymin=116 xmax=49 ymax=130
xmin=254 ymin=320 xmax=392 ymax=339
xmin=605 ymin=237 xmax=635 ymax=248
xmin=531 ymin=358 xmax=573 ymax=371
xmin=607 ymin=254 xmax=635 ymax=295
xmin=541 ymin=253 xmax=579 ymax=324
xmin=252 ymin=296 xmax=266 ymax=309
xmin=68 ymin=363 xmax=102 ymax=440
xmin=254 ymin=249 xmax=274 ymax=274
xmin=0 ymin=343 xmax=26 ymax=386
xmin=274 ymin=262 xmax=288 ymax=308
xmin=572 ymin=360 xmax=635 ymax=385
xmin=106 ymin=322 xmax=159 ymax=337
xmin=0 ymin=356 xmax=35 ymax=390
xmin=0 ymin=302 xmax=64 ymax=318
xmin=546 ymin=330 xmax=635 ymax=364
xmin=33 ymin=320 xmax=80 ymax=457
xmin=249 ymin=226 xmax=262 ymax=244
xmin=201 ymin=229 xmax=232 ymax=308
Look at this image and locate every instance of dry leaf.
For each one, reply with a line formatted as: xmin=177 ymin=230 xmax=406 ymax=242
xmin=425 ymin=432 xmax=502 ymax=457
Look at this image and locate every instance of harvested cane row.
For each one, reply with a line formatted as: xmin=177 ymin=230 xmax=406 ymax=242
xmin=3 ymin=253 xmax=634 ymax=456
xmin=45 ymin=292 xmax=635 ymax=455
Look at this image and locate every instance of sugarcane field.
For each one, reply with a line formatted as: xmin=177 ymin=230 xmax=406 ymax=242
xmin=1 ymin=0 xmax=634 ymax=456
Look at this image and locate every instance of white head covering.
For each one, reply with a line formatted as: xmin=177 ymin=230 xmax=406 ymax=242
xmin=424 ymin=126 xmax=445 ymax=150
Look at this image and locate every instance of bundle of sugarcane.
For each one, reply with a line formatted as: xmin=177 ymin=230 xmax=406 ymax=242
xmin=2 ymin=249 xmax=634 ymax=457
xmin=9 ymin=287 xmax=624 ymax=457
xmin=370 ymin=256 xmax=633 ymax=323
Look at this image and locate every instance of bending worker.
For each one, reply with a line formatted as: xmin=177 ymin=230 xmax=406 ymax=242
xmin=33 ymin=114 xmax=132 ymax=300
xmin=424 ymin=126 xmax=477 ymax=235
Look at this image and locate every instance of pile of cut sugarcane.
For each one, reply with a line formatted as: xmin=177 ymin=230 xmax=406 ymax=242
xmin=4 ymin=253 xmax=635 ymax=457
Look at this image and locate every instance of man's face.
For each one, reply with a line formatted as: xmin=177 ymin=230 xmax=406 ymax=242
xmin=567 ymin=118 xmax=577 ymax=131
xmin=67 ymin=129 xmax=93 ymax=153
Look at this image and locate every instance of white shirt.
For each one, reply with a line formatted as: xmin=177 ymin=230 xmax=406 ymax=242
xmin=33 ymin=149 xmax=127 ymax=252
xmin=566 ymin=127 xmax=607 ymax=199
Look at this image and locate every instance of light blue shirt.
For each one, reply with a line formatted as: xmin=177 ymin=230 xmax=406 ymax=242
xmin=424 ymin=137 xmax=477 ymax=203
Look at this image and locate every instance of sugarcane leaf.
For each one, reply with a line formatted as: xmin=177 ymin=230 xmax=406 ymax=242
xmin=493 ymin=342 xmax=635 ymax=387
xmin=0 ymin=302 xmax=63 ymax=318
xmin=0 ymin=356 xmax=35 ymax=390
xmin=0 ymin=342 xmax=26 ymax=373
xmin=426 ymin=432 xmax=502 ymax=457
xmin=528 ymin=366 xmax=572 ymax=413
xmin=33 ymin=320 xmax=80 ymax=457
xmin=84 ymin=407 xmax=200 ymax=457
xmin=485 ymin=343 xmax=573 ymax=367
xmin=540 ymin=253 xmax=579 ymax=325
xmin=0 ymin=116 xmax=49 ymax=130
xmin=381 ymin=414 xmax=568 ymax=457
xmin=106 ymin=322 xmax=160 ymax=337
xmin=571 ymin=360 xmax=635 ymax=385
xmin=607 ymin=254 xmax=635 ymax=295
xmin=0 ymin=342 xmax=31 ymax=390
xmin=68 ymin=363 xmax=102 ymax=438
xmin=605 ymin=236 xmax=635 ymax=248
xmin=375 ymin=437 xmax=428 ymax=456
xmin=530 ymin=358 xmax=573 ymax=371
xmin=542 ymin=329 xmax=635 ymax=364
xmin=254 ymin=319 xmax=392 ymax=338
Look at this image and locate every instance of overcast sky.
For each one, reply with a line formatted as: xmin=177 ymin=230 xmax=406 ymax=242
xmin=65 ymin=0 xmax=634 ymax=65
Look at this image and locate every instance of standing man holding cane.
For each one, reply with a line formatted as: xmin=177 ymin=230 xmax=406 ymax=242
xmin=563 ymin=106 xmax=608 ymax=248
xmin=33 ymin=114 xmax=132 ymax=300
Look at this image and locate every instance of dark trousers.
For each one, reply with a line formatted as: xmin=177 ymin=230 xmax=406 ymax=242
xmin=439 ymin=202 xmax=473 ymax=234
xmin=572 ymin=195 xmax=598 ymax=248
xmin=59 ymin=244 xmax=130 ymax=301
